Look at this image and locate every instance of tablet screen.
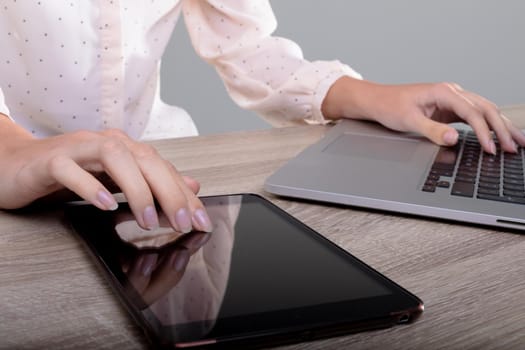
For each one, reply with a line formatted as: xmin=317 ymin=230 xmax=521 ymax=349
xmin=212 ymin=196 xmax=390 ymax=316
xmin=67 ymin=194 xmax=422 ymax=347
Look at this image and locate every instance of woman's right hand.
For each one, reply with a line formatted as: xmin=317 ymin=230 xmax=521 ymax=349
xmin=0 ymin=118 xmax=212 ymax=233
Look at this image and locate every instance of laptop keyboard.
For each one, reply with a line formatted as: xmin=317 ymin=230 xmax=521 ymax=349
xmin=422 ymin=130 xmax=525 ymax=204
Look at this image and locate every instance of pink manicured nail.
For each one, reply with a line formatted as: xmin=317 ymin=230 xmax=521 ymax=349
xmin=192 ymin=208 xmax=213 ymax=232
xmin=96 ymin=190 xmax=118 ymax=211
xmin=175 ymin=208 xmax=192 ymax=233
xmin=443 ymin=130 xmax=458 ymax=145
xmin=143 ymin=205 xmax=159 ymax=230
xmin=489 ymin=140 xmax=497 ymax=155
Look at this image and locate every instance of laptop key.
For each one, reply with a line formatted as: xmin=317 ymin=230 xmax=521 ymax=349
xmin=422 ymin=184 xmax=436 ymax=193
xmin=455 ymin=175 xmax=476 ymax=183
xmin=503 ymin=183 xmax=524 ymax=191
xmin=437 ymin=181 xmax=450 ymax=188
xmin=504 ymin=178 xmax=525 ymax=186
xmin=477 ymin=193 xmax=525 ymax=205
xmin=479 ymin=176 xmax=500 ymax=184
xmin=480 ymin=170 xmax=501 ymax=178
xmin=477 ymin=187 xmax=500 ymax=196
xmin=431 ymin=168 xmax=453 ymax=177
xmin=478 ymin=182 xmax=499 ymax=190
xmin=502 ymin=190 xmax=525 ymax=198
xmin=451 ymin=182 xmax=475 ymax=197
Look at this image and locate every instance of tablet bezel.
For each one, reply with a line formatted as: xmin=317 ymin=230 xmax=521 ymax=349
xmin=66 ymin=193 xmax=423 ymax=349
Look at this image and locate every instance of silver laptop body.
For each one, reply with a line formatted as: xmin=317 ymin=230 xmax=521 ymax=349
xmin=264 ymin=119 xmax=525 ymax=231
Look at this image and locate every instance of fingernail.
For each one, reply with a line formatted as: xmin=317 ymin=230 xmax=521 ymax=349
xmin=489 ymin=140 xmax=497 ymax=155
xmin=140 ymin=254 xmax=158 ymax=276
xmin=171 ymin=249 xmax=190 ymax=271
xmin=443 ymin=130 xmax=458 ymax=145
xmin=143 ymin=205 xmax=159 ymax=230
xmin=175 ymin=208 xmax=192 ymax=233
xmin=96 ymin=190 xmax=118 ymax=211
xmin=192 ymin=208 xmax=213 ymax=232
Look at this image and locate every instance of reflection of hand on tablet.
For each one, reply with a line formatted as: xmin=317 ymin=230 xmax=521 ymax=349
xmin=148 ymin=196 xmax=241 ymax=327
xmin=114 ymin=210 xmax=187 ymax=249
xmin=121 ymin=232 xmax=212 ymax=306
xmin=114 ymin=195 xmax=241 ymax=330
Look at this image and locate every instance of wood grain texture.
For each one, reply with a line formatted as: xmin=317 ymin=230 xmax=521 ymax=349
xmin=1 ymin=106 xmax=524 ymax=349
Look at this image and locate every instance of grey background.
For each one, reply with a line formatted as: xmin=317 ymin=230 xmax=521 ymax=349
xmin=161 ymin=1 xmax=525 ymax=136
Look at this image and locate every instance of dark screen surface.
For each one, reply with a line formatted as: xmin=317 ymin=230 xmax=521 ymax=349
xmin=216 ymin=197 xmax=389 ymax=317
xmin=66 ymin=194 xmax=423 ymax=348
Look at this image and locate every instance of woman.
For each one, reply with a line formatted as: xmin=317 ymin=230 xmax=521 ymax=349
xmin=1 ymin=1 xmax=523 ymax=233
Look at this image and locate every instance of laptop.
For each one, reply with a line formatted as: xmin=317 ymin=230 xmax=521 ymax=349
xmin=264 ymin=119 xmax=525 ymax=231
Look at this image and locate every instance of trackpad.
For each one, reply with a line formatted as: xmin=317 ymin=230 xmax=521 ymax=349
xmin=322 ymin=133 xmax=419 ymax=162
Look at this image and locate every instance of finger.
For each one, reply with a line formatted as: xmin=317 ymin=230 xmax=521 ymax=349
xmin=462 ymin=91 xmax=517 ymax=153
xmin=47 ymin=155 xmax=118 ymax=210
xmin=501 ymin=114 xmax=525 ymax=147
xmin=101 ymin=130 xmax=211 ymax=233
xmin=107 ymin=132 xmax=199 ymax=233
xmin=430 ymin=84 xmax=496 ymax=154
xmin=409 ymin=114 xmax=459 ymax=147
xmin=97 ymin=139 xmax=159 ymax=230
xmin=166 ymin=162 xmax=212 ymax=232
xmin=141 ymin=248 xmax=190 ymax=305
xmin=128 ymin=145 xmax=195 ymax=234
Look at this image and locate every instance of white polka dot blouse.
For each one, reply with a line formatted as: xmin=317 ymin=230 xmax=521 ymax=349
xmin=0 ymin=0 xmax=361 ymax=140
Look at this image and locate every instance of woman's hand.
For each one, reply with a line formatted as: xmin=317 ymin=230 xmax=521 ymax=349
xmin=322 ymin=77 xmax=525 ymax=154
xmin=0 ymin=118 xmax=212 ymax=233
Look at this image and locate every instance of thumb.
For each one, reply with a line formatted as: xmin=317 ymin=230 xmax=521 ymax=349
xmin=412 ymin=115 xmax=458 ymax=146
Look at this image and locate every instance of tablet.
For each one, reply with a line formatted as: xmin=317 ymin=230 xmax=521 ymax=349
xmin=65 ymin=193 xmax=423 ymax=349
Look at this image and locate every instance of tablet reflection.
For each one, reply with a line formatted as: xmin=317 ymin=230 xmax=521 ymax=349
xmin=113 ymin=196 xmax=241 ymax=340
xmin=119 ymin=231 xmax=212 ymax=306
xmin=114 ymin=209 xmax=187 ymax=249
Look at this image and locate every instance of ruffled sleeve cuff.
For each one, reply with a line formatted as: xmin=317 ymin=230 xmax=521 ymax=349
xmin=257 ymin=60 xmax=362 ymax=127
xmin=307 ymin=62 xmax=362 ymax=125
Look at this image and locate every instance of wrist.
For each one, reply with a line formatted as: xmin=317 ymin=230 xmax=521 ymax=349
xmin=0 ymin=115 xmax=34 ymax=154
xmin=321 ymin=76 xmax=382 ymax=121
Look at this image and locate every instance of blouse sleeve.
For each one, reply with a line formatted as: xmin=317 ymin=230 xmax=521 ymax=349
xmin=0 ymin=88 xmax=12 ymax=119
xmin=181 ymin=0 xmax=362 ymax=127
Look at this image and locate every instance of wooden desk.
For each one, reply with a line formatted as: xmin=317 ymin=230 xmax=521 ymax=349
xmin=1 ymin=106 xmax=525 ymax=349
